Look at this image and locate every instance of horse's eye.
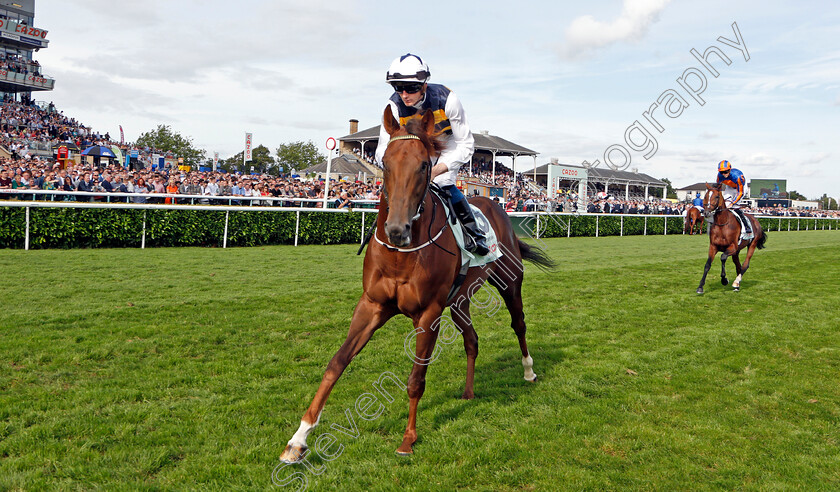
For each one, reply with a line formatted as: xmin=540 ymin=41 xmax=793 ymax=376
xmin=420 ymin=161 xmax=429 ymax=172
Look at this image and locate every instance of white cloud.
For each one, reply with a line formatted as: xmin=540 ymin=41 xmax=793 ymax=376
xmin=559 ymin=0 xmax=671 ymax=59
xmin=741 ymin=152 xmax=783 ymax=168
xmin=800 ymin=152 xmax=830 ymax=166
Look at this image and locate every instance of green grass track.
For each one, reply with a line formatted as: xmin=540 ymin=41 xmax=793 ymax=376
xmin=1 ymin=231 xmax=839 ymax=490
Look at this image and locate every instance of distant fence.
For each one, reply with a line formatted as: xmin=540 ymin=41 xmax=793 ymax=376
xmin=1 ymin=190 xmax=837 ymax=249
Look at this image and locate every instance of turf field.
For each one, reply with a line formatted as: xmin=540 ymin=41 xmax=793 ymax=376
xmin=1 ymin=230 xmax=839 ymax=490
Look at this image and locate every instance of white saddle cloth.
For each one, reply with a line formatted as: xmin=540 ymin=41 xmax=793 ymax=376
xmin=732 ymin=210 xmax=754 ymax=241
xmin=447 ymin=203 xmax=504 ymax=267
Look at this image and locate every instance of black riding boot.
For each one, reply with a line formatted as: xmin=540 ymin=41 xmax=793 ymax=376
xmin=452 ymin=199 xmax=490 ymax=256
xmin=734 ymin=208 xmax=752 ymax=234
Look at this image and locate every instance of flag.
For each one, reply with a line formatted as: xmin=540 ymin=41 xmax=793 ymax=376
xmin=119 ymin=125 xmax=125 ymax=145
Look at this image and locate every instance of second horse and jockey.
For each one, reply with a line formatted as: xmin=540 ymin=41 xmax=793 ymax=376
xmin=696 ymin=160 xmax=768 ymax=294
xmin=684 ymin=192 xmax=705 ymax=235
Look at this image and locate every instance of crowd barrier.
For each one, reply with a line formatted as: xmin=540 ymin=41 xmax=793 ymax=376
xmin=0 ymin=190 xmax=837 ymax=250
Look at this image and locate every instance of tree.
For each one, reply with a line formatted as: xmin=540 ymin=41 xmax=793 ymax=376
xmin=251 ymin=145 xmax=276 ymax=174
xmin=217 ymin=153 xmax=240 ymax=174
xmin=788 ymin=189 xmax=807 ymax=200
xmin=136 ymin=125 xmax=205 ymax=166
xmin=217 ymin=145 xmax=276 ymax=174
xmin=660 ymin=178 xmax=677 ymax=199
xmin=818 ymin=194 xmax=838 ymax=210
xmin=276 ymin=141 xmax=326 ymax=175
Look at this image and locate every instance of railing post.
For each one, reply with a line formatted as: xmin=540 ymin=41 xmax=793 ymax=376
xmin=295 ymin=210 xmax=300 ymax=247
xmin=644 ymin=216 xmax=647 ymax=235
xmin=595 ymin=215 xmax=599 ymax=237
xmin=567 ymin=216 xmax=571 ymax=238
xmin=141 ymin=211 xmax=146 ymax=249
xmin=361 ymin=211 xmax=365 ymax=244
xmin=778 ymin=217 xmax=781 ymax=232
xmin=536 ymin=214 xmax=541 ymax=240
xmin=25 ymin=206 xmax=30 ymax=250
xmin=664 ymin=216 xmax=667 ymax=236
xmin=223 ymin=211 xmax=229 ymax=249
xmin=620 ymin=215 xmax=624 ymax=236
xmin=797 ymin=218 xmax=800 ymax=231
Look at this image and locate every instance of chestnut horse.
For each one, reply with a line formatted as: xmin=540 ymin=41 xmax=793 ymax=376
xmin=280 ymin=108 xmax=554 ymax=462
xmin=684 ymin=206 xmax=703 ymax=235
xmin=696 ymin=183 xmax=767 ymax=294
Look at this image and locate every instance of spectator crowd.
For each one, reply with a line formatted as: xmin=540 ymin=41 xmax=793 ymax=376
xmin=1 ymin=97 xmax=838 ymax=218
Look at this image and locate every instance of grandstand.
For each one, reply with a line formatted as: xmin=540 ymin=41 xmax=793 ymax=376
xmin=524 ymin=161 xmax=667 ymax=202
xmin=0 ymin=0 xmax=53 ymax=99
xmin=338 ymin=120 xmax=539 ymax=179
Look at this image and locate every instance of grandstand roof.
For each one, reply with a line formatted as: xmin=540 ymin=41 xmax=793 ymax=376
xmin=340 ymin=126 xmax=537 ymax=157
xmin=677 ymin=182 xmax=709 ymax=191
xmin=299 ymin=154 xmax=375 ymax=176
xmin=526 ymin=163 xmax=665 ymax=186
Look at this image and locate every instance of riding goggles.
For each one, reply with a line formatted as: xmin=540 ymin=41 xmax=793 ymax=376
xmin=388 ymin=69 xmax=430 ymax=81
xmin=392 ymin=82 xmax=424 ymax=94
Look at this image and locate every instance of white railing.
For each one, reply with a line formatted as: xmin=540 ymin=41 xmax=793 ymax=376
xmin=0 ymin=188 xmax=379 ymax=208
xmin=513 ymin=211 xmax=839 ymax=239
xmin=1 ymin=192 xmax=837 ymax=250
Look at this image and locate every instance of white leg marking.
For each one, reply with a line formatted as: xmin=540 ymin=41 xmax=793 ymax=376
xmin=288 ymin=411 xmax=321 ymax=448
xmin=733 ymin=274 xmax=742 ymax=288
xmin=522 ymin=355 xmax=537 ymax=381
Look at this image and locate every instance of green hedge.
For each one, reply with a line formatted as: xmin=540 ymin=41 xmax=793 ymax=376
xmin=0 ymin=208 xmax=375 ymax=249
xmin=537 ymin=214 xmax=696 ymax=238
xmin=0 ymin=207 xmax=836 ymax=249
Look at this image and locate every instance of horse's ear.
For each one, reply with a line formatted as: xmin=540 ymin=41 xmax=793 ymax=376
xmin=383 ymin=106 xmax=400 ymax=136
xmin=705 ymin=182 xmax=713 ymax=190
xmin=420 ymin=110 xmax=435 ymax=137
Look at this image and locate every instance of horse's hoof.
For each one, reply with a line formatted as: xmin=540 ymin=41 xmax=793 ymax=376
xmin=696 ymin=288 xmax=704 ymax=295
xmin=395 ymin=445 xmax=414 ymax=456
xmin=733 ymin=286 xmax=740 ymax=292
xmin=721 ymin=278 xmax=729 ymax=286
xmin=460 ymin=391 xmax=475 ymax=400
xmin=524 ymin=375 xmax=538 ymax=383
xmin=396 ymin=436 xmax=415 ymax=456
xmin=279 ymin=444 xmax=307 ymax=464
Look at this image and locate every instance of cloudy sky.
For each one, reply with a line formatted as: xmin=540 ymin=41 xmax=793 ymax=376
xmin=34 ymin=0 xmax=840 ymax=198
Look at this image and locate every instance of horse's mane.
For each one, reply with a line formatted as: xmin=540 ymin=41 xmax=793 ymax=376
xmin=404 ymin=117 xmax=445 ymax=158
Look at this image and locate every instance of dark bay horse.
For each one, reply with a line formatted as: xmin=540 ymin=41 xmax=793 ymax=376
xmin=684 ymin=206 xmax=703 ymax=235
xmin=696 ymin=183 xmax=767 ymax=294
xmin=280 ymin=108 xmax=554 ymax=462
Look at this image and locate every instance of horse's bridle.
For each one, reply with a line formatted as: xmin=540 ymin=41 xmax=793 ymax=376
xmin=704 ymin=190 xmax=730 ymax=227
xmin=375 ymin=133 xmax=456 ymax=255
xmin=385 ymin=134 xmax=432 ymax=223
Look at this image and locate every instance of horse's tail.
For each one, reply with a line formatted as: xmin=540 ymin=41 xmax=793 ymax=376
xmin=756 ymin=229 xmax=768 ymax=250
xmin=518 ymin=240 xmax=557 ymax=272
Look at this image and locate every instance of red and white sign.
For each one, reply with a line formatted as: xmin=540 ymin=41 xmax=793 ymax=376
xmin=325 ymin=137 xmax=336 ymax=150
xmin=244 ymin=132 xmax=253 ymax=162
xmin=0 ymin=19 xmax=48 ymax=39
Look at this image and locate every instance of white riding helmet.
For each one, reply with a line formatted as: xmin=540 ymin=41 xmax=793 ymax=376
xmin=385 ymin=53 xmax=430 ymax=84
